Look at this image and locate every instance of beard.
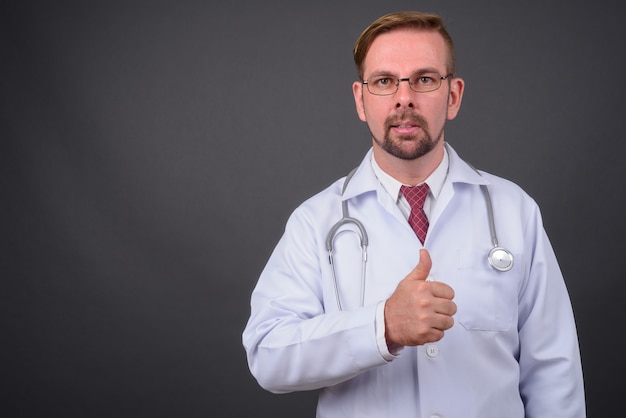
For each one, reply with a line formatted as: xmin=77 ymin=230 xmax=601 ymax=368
xmin=371 ymin=110 xmax=444 ymax=161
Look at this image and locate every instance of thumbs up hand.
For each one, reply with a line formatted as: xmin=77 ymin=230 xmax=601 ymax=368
xmin=384 ymin=249 xmax=457 ymax=347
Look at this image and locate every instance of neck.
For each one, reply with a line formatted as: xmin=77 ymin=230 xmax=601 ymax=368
xmin=373 ymin=141 xmax=445 ymax=185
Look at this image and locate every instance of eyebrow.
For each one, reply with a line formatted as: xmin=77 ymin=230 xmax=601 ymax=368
xmin=367 ymin=67 xmax=444 ymax=78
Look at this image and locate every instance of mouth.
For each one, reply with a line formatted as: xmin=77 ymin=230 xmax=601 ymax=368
xmin=390 ymin=120 xmax=421 ymax=136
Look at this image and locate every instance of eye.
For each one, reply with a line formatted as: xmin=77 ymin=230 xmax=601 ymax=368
xmin=372 ymin=76 xmax=396 ymax=88
xmin=414 ymin=74 xmax=437 ymax=86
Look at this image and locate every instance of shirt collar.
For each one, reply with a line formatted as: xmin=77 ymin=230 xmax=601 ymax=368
xmin=340 ymin=144 xmax=487 ymax=204
xmin=371 ymin=146 xmax=449 ymax=203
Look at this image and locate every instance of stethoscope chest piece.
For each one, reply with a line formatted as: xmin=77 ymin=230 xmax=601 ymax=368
xmin=488 ymin=246 xmax=514 ymax=272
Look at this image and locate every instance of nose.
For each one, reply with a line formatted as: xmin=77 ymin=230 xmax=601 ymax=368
xmin=395 ymin=79 xmax=414 ymax=109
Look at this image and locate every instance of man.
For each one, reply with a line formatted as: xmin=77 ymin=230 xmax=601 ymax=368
xmin=243 ymin=11 xmax=585 ymax=417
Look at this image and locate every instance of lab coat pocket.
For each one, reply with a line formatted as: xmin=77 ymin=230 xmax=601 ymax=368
xmin=454 ymin=250 xmax=521 ymax=332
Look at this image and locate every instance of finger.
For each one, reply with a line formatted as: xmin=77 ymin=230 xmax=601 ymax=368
xmin=432 ymin=313 xmax=455 ymax=331
xmin=434 ymin=299 xmax=457 ymax=316
xmin=407 ymin=249 xmax=432 ymax=281
xmin=430 ymin=282 xmax=455 ymax=300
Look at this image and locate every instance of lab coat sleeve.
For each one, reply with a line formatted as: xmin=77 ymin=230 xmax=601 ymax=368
xmin=517 ymin=204 xmax=586 ymax=417
xmin=242 ymin=200 xmax=389 ymax=394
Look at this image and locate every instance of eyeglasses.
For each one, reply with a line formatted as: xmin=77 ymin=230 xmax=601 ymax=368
xmin=362 ymin=72 xmax=452 ymax=95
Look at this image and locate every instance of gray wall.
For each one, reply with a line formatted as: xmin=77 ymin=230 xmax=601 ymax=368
xmin=4 ymin=1 xmax=624 ymax=416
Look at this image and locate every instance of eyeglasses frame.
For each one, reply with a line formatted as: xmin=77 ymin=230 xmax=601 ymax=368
xmin=361 ymin=73 xmax=454 ymax=96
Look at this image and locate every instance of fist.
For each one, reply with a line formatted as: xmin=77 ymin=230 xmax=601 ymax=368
xmin=384 ymin=249 xmax=457 ymax=347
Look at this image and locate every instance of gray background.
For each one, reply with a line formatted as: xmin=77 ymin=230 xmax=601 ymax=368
xmin=3 ymin=0 xmax=625 ymax=416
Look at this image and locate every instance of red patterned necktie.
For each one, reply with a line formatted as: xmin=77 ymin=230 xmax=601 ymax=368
xmin=400 ymin=184 xmax=430 ymax=244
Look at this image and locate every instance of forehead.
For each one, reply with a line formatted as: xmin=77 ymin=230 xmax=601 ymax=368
xmin=363 ymin=28 xmax=448 ymax=75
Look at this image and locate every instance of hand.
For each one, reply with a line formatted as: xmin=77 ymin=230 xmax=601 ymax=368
xmin=384 ymin=249 xmax=456 ymax=347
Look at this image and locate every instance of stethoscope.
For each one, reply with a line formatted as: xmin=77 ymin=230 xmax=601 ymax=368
xmin=325 ymin=165 xmax=514 ymax=311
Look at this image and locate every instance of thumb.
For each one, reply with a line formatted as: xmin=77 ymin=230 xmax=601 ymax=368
xmin=407 ymin=249 xmax=432 ymax=281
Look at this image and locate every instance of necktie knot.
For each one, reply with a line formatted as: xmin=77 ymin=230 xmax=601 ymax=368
xmin=400 ymin=184 xmax=430 ymax=244
xmin=400 ymin=184 xmax=429 ymax=210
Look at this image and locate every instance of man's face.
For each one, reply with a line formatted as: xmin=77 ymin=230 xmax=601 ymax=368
xmin=352 ymin=29 xmax=464 ymax=162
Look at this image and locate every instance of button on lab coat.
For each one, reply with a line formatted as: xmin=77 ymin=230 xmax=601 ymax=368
xmin=242 ymin=144 xmax=585 ymax=418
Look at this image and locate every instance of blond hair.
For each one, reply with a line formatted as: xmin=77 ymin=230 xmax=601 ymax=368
xmin=353 ymin=11 xmax=456 ymax=80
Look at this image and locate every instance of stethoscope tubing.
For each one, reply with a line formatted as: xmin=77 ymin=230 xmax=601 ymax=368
xmin=326 ymin=163 xmax=514 ymax=310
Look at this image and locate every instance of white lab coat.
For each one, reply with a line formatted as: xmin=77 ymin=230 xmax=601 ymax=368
xmin=242 ymin=144 xmax=585 ymax=418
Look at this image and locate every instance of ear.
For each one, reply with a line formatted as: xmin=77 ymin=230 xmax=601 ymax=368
xmin=446 ymin=77 xmax=465 ymax=120
xmin=352 ymin=81 xmax=367 ymax=122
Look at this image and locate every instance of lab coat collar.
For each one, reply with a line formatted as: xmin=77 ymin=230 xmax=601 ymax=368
xmin=444 ymin=143 xmax=490 ymax=186
xmin=341 ymin=143 xmax=489 ymax=203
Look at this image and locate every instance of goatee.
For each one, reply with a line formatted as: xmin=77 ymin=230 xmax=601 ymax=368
xmin=374 ymin=111 xmax=443 ymax=160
